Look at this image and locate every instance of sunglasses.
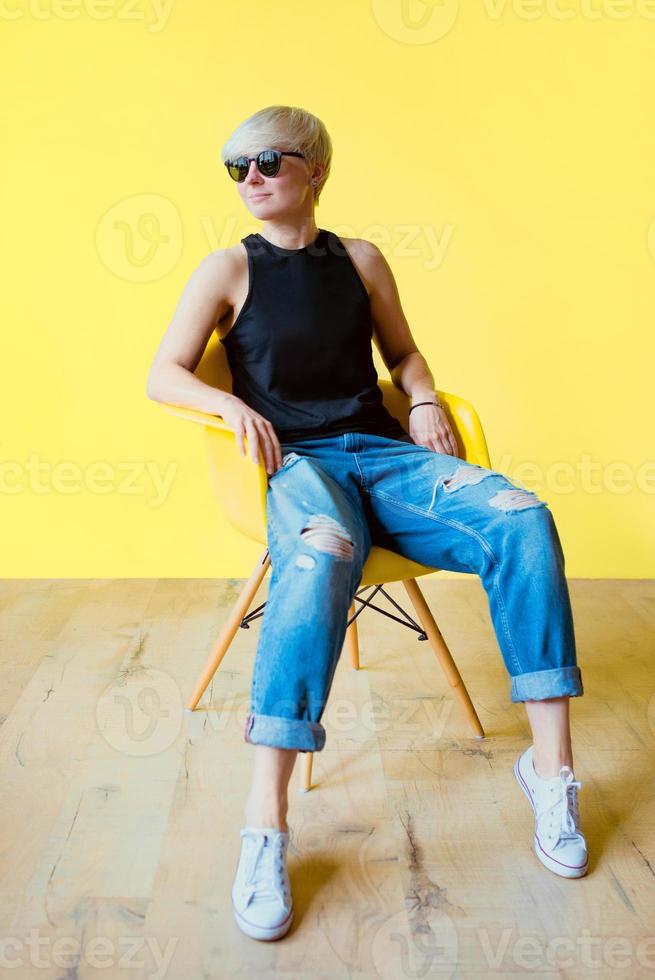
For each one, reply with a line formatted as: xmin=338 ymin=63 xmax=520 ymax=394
xmin=224 ymin=149 xmax=305 ymax=183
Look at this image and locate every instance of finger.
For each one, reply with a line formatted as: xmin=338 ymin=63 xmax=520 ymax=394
xmin=235 ymin=422 xmax=246 ymax=457
xmin=245 ymin=419 xmax=260 ymax=464
xmin=263 ymin=421 xmax=282 ymax=471
xmin=437 ymin=427 xmax=455 ymax=456
xmin=256 ymin=419 xmax=281 ymax=472
xmin=430 ymin=434 xmax=447 ymax=455
xmin=437 ymin=431 xmax=453 ymax=456
xmin=254 ymin=419 xmax=274 ymax=473
xmin=268 ymin=427 xmax=283 ymax=470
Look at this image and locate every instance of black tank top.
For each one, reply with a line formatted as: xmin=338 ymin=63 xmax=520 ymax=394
xmin=220 ymin=227 xmax=408 ymax=443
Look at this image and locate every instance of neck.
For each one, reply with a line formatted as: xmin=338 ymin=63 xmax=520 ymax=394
xmin=259 ymin=216 xmax=320 ymax=250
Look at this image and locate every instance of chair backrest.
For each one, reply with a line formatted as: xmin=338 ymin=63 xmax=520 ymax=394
xmin=194 ymin=332 xmax=234 ymax=393
xmin=178 ymin=334 xmax=492 ymax=543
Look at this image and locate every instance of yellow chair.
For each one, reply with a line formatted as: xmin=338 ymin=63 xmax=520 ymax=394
xmin=155 ymin=335 xmax=492 ymax=791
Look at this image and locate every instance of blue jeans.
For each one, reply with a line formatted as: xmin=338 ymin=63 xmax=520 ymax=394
xmin=244 ymin=431 xmax=583 ymax=753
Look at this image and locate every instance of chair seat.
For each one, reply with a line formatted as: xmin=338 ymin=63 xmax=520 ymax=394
xmin=361 ymin=546 xmax=438 ymax=586
xmin=156 ymin=375 xmax=489 ymax=764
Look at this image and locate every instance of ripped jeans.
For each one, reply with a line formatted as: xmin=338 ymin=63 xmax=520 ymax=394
xmin=244 ymin=431 xmax=583 ymax=753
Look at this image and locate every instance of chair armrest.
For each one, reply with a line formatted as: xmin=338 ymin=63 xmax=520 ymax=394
xmin=157 ymin=401 xmax=234 ymax=433
xmin=154 ymin=401 xmax=269 ymax=540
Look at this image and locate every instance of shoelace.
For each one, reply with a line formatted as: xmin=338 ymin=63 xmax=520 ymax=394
xmin=241 ymin=831 xmax=288 ymax=906
xmin=538 ymin=765 xmax=583 ymax=848
xmin=558 ymin=766 xmax=583 ymax=839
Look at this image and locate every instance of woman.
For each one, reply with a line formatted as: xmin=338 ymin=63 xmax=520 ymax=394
xmin=146 ymin=105 xmax=587 ymax=942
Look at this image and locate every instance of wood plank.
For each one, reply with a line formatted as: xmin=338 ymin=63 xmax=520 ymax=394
xmin=1 ymin=578 xmax=654 ymax=979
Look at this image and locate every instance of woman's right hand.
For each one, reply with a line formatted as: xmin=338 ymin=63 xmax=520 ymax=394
xmin=218 ymin=395 xmax=283 ymax=476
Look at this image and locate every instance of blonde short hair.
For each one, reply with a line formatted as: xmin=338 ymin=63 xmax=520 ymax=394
xmin=221 ymin=105 xmax=332 ymax=205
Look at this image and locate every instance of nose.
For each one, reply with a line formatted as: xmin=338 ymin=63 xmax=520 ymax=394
xmin=243 ymin=159 xmax=263 ymax=186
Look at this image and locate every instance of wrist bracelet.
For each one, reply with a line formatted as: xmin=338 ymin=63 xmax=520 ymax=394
xmin=408 ymin=400 xmax=442 ymax=415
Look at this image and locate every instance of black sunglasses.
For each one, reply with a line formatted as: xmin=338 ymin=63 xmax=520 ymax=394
xmin=224 ymin=149 xmax=305 ymax=183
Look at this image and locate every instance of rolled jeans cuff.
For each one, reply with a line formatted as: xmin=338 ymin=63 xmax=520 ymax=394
xmin=510 ymin=665 xmax=584 ymax=703
xmin=244 ymin=711 xmax=326 ymax=753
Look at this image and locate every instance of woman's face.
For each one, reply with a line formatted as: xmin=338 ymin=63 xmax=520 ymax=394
xmin=235 ymin=148 xmax=315 ymax=218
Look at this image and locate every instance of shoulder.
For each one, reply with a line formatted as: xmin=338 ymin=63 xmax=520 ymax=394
xmin=330 ymin=233 xmax=392 ymax=297
xmin=332 ymin=233 xmax=383 ymax=264
xmin=201 ymin=241 xmax=248 ymax=278
xmin=187 ymin=242 xmax=247 ymax=297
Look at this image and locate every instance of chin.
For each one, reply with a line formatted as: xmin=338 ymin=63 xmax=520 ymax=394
xmin=252 ymin=202 xmax=288 ymax=220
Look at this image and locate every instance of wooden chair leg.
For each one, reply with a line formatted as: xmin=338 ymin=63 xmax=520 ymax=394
xmin=402 ymin=578 xmax=485 ymax=738
xmin=345 ymin=600 xmax=360 ymax=670
xmin=186 ymin=549 xmax=271 ymax=711
xmin=299 ymin=751 xmax=313 ymax=793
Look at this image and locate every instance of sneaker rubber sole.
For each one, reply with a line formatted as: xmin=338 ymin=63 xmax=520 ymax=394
xmin=231 ymin=900 xmax=294 ymax=941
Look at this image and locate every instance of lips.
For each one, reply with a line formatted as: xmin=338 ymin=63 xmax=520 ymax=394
xmin=250 ymin=194 xmax=270 ymax=201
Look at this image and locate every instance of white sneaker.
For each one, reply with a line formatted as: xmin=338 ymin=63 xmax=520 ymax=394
xmin=514 ymin=745 xmax=589 ymax=878
xmin=231 ymin=826 xmax=293 ymax=941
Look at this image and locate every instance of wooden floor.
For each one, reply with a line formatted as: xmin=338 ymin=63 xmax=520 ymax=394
xmin=1 ymin=577 xmax=654 ymax=979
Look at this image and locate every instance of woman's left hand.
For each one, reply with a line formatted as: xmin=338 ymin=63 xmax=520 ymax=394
xmin=409 ymin=402 xmax=459 ymax=456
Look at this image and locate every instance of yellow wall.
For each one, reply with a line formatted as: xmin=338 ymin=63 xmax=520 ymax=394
xmin=2 ymin=1 xmax=653 ymax=577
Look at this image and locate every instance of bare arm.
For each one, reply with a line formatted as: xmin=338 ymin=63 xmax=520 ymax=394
xmin=346 ymin=239 xmax=458 ymax=456
xmin=146 ymin=251 xmax=283 ymax=474
xmin=146 ymin=251 xmax=234 ymax=413
xmin=390 ymin=350 xmax=438 ymax=404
